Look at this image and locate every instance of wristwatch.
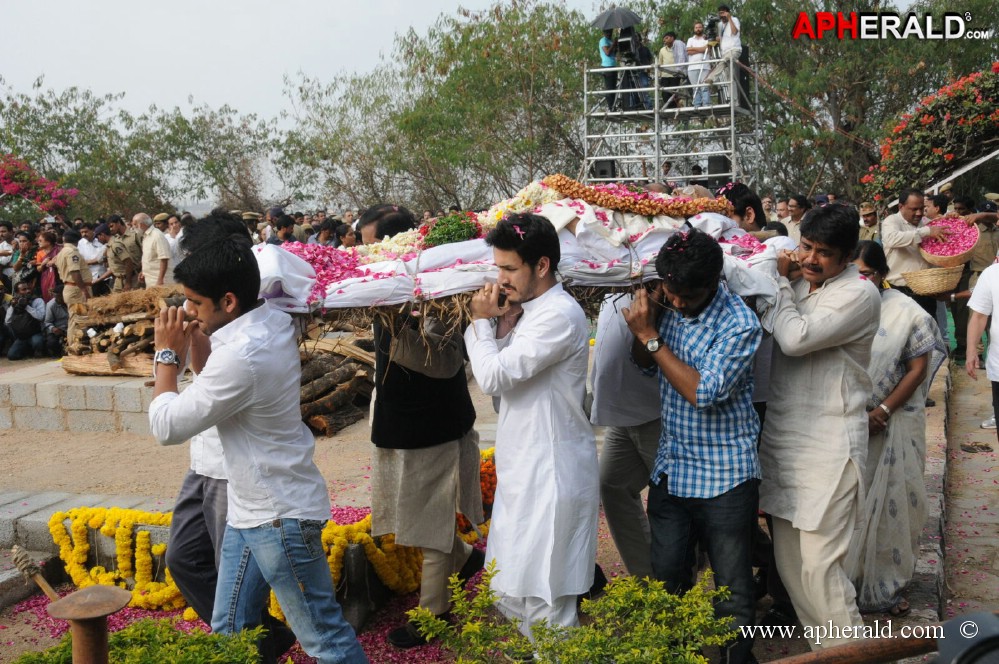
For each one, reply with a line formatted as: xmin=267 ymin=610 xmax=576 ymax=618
xmin=645 ymin=336 xmax=666 ymax=353
xmin=153 ymin=348 xmax=180 ymax=368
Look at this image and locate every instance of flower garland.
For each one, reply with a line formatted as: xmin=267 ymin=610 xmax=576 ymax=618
xmin=861 ymin=62 xmax=999 ymax=202
xmin=475 ymin=180 xmax=567 ymax=228
xmin=352 ymin=229 xmax=423 ymax=264
xmin=47 ymin=451 xmax=498 ymax=613
xmin=47 ymin=507 xmax=183 ymax=611
xmin=542 ymin=173 xmax=733 ymax=218
xmin=280 ymin=242 xmax=366 ymax=303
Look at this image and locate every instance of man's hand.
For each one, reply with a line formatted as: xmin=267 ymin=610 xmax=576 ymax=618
xmin=621 ymin=287 xmax=658 ymax=342
xmin=967 ymin=354 xmax=980 ymax=380
xmin=53 ymin=327 xmax=65 ymax=337
xmin=470 ymin=283 xmax=509 ymax=320
xmin=777 ymin=249 xmax=799 ymax=278
xmin=926 ymin=225 xmax=951 ymax=240
xmin=154 ymin=306 xmax=196 ymax=367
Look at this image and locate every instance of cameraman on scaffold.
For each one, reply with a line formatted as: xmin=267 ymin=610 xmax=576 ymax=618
xmin=703 ymin=4 xmax=742 ymax=105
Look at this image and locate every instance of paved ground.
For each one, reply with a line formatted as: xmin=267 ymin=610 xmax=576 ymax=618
xmin=2 ymin=356 xmax=996 ymax=662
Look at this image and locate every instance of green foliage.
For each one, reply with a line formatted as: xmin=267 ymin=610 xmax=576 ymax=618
xmin=409 ymin=562 xmax=736 ymax=664
xmin=12 ymin=619 xmax=263 ymax=664
xmin=862 ymin=64 xmax=999 ymax=201
xmin=420 ymin=211 xmax=483 ymax=248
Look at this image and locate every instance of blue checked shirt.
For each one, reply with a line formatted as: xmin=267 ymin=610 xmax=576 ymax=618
xmin=648 ymin=283 xmax=762 ymax=498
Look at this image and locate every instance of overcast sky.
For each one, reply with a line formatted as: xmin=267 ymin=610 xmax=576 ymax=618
xmin=3 ymin=0 xmax=600 ymax=121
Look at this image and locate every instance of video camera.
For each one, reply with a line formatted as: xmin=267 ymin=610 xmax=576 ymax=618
xmin=616 ymin=26 xmax=638 ymax=64
xmin=704 ymin=14 xmax=721 ymax=41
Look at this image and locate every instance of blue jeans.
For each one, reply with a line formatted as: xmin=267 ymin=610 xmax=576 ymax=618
xmin=690 ymin=68 xmax=711 ymax=107
xmin=7 ymin=333 xmax=44 ymax=360
xmin=648 ymin=477 xmax=757 ymax=664
xmin=212 ymin=519 xmax=367 ymax=664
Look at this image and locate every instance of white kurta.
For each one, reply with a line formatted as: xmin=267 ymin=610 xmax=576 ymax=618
xmin=760 ymin=264 xmax=881 ymax=531
xmin=464 ymin=283 xmax=598 ymax=604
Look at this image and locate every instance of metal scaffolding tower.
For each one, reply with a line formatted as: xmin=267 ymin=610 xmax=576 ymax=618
xmin=581 ymin=49 xmax=762 ymax=190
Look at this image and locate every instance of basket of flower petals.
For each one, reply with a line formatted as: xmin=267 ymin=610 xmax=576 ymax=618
xmin=919 ymin=216 xmax=979 ymax=268
xmin=901 ymin=265 xmax=964 ymax=295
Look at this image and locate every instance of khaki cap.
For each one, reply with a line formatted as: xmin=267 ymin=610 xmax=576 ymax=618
xmin=242 ymin=211 xmax=262 ymax=221
xmin=152 ymin=212 xmax=170 ymax=222
xmin=859 ymin=202 xmax=875 ymax=214
xmin=939 ymin=182 xmax=953 ymax=193
xmin=985 ymin=193 xmax=999 ymax=202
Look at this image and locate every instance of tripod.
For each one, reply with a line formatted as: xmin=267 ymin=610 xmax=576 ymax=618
xmin=608 ymin=60 xmax=652 ymax=112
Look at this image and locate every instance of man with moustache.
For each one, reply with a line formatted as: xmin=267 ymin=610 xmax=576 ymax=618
xmin=465 ymin=213 xmax=598 ymax=641
xmin=686 ymin=22 xmax=711 ymax=107
xmin=761 ymin=203 xmax=881 ymax=649
xmin=882 ymin=188 xmax=950 ymax=318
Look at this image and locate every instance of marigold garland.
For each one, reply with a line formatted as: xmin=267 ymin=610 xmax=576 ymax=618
xmin=542 ymin=173 xmax=733 ymax=219
xmin=48 ymin=450 xmax=498 ymax=614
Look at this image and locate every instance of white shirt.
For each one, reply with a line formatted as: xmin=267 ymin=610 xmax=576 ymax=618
xmin=0 ymin=240 xmax=13 ymax=269
xmin=720 ymin=16 xmax=742 ymax=54
xmin=78 ymin=238 xmax=106 ymax=282
xmin=881 ymin=212 xmax=933 ymax=287
xmin=149 ymin=302 xmax=330 ymax=528
xmin=760 ymin=264 xmax=881 ymax=530
xmin=590 ymin=293 xmax=661 ymax=427
xmin=464 ymin=283 xmax=598 ymax=602
xmin=140 ymin=226 xmax=174 ymax=286
xmin=687 ymin=35 xmax=709 ymax=72
xmin=968 ymin=264 xmax=999 ymax=381
xmin=165 ymin=233 xmax=185 ymax=268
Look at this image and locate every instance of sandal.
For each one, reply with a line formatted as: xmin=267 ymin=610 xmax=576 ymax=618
xmin=961 ymin=441 xmax=994 ymax=453
xmin=888 ymin=598 xmax=911 ymax=618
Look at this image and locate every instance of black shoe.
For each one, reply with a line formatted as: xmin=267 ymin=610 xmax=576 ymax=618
xmin=577 ymin=563 xmax=608 ymax=607
xmin=753 ymin=570 xmax=768 ymax=602
xmin=387 ymin=621 xmax=429 ymax=649
xmin=762 ymin=605 xmax=798 ymax=627
xmin=457 ymin=547 xmax=485 ymax=585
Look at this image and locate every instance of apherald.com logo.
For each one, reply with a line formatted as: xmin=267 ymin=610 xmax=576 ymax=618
xmin=792 ymin=11 xmax=992 ymax=40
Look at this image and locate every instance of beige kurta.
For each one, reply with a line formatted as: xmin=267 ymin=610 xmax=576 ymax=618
xmin=760 ymin=263 xmax=881 ymax=531
xmin=881 ymin=212 xmax=933 ymax=287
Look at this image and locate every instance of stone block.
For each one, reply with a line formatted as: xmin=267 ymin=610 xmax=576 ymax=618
xmin=35 ymin=382 xmax=62 ymax=409
xmin=84 ymin=384 xmax=115 ymax=411
xmin=0 ymin=492 xmax=71 ymax=548
xmin=58 ymin=384 xmax=86 ymax=410
xmin=13 ymin=407 xmax=64 ymax=432
xmin=9 ymin=384 xmax=35 ymax=407
xmin=15 ymin=494 xmax=112 ymax=554
xmin=0 ymin=383 xmax=10 ymax=405
xmin=0 ymin=407 xmax=11 ymax=430
xmin=0 ymin=492 xmax=31 ymax=508
xmin=139 ymin=386 xmax=155 ymax=411
xmin=113 ymin=384 xmax=144 ymax=413
xmin=67 ymin=410 xmax=117 ymax=433
xmin=119 ymin=412 xmax=150 ymax=436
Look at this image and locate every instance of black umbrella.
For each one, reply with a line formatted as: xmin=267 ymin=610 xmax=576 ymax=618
xmin=590 ymin=6 xmax=642 ymax=30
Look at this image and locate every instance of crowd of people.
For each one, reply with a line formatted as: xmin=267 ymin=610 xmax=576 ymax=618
xmin=599 ymin=5 xmax=743 ymax=112
xmin=0 ymin=206 xmax=361 ymax=360
xmin=9 ymin=181 xmax=997 ymax=663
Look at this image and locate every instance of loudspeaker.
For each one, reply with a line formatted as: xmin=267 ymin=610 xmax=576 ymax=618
xmin=708 ymin=155 xmax=731 ymax=189
xmin=737 ymin=46 xmax=751 ymax=109
xmin=592 ymin=159 xmax=616 ymax=180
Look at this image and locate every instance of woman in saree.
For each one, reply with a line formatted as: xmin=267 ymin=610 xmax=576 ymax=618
xmin=845 ymin=240 xmax=946 ymax=616
xmin=34 ymin=230 xmax=61 ymax=302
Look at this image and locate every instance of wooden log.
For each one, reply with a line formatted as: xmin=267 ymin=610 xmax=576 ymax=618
xmin=300 ymin=362 xmax=359 ymax=403
xmin=63 ymin=352 xmax=153 ymax=377
xmin=307 ymin=405 xmax=366 ymax=437
xmin=303 ymin=336 xmax=375 ymax=368
xmin=110 ymin=335 xmax=139 ymax=355
xmin=97 ymin=338 xmax=111 ymax=352
xmin=109 ymin=337 xmax=156 ymax=371
xmin=301 ymin=372 xmax=363 ymax=418
xmin=300 ymin=353 xmax=349 ymax=385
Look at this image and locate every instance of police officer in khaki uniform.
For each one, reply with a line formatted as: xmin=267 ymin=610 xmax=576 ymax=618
xmin=104 ymin=215 xmax=141 ymax=292
xmin=242 ymin=211 xmax=262 ymax=243
xmin=54 ymin=229 xmax=92 ymax=306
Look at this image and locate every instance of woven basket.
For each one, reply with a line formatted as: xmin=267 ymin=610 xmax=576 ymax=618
xmin=919 ymin=223 xmax=978 ymax=267
xmin=901 ymin=265 xmax=964 ymax=295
